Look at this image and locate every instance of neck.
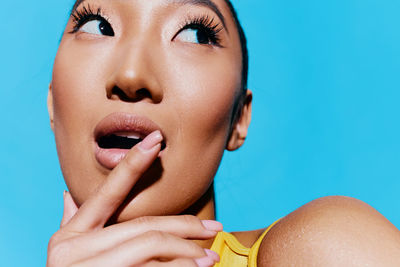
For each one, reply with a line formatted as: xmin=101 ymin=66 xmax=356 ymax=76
xmin=182 ymin=184 xmax=218 ymax=249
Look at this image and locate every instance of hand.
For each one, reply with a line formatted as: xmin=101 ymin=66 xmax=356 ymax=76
xmin=47 ymin=131 xmax=222 ymax=267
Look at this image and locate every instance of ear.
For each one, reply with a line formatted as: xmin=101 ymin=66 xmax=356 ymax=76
xmin=226 ymin=89 xmax=252 ymax=151
xmin=47 ymin=83 xmax=54 ymax=131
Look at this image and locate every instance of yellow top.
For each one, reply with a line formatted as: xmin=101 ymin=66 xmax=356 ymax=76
xmin=210 ymin=219 xmax=280 ymax=267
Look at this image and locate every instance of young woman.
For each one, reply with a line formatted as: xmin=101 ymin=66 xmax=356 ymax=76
xmin=46 ymin=0 xmax=400 ymax=266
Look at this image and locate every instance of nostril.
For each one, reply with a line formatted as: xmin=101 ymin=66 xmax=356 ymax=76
xmin=109 ymin=86 xmax=129 ymax=101
xmin=109 ymin=86 xmax=152 ymax=102
xmin=135 ymin=88 xmax=152 ymax=100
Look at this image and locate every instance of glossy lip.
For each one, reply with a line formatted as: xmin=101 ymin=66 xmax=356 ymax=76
xmin=94 ymin=112 xmax=164 ymax=169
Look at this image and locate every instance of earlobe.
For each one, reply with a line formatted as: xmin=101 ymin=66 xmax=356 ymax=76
xmin=47 ymin=83 xmax=55 ymax=131
xmin=226 ymin=89 xmax=253 ymax=151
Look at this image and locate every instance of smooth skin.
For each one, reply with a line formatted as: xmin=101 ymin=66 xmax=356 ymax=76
xmin=47 ymin=0 xmax=400 ymax=266
xmin=48 ymin=131 xmax=221 ymax=266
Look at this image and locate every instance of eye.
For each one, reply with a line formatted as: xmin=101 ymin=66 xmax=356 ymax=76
xmin=176 ymin=27 xmax=213 ymax=45
xmin=80 ymin=19 xmax=114 ymax=36
xmin=70 ymin=5 xmax=114 ymax=36
xmin=174 ymin=16 xmax=222 ymax=46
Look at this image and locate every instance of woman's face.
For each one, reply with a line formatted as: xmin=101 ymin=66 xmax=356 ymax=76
xmin=49 ymin=0 xmax=248 ymax=222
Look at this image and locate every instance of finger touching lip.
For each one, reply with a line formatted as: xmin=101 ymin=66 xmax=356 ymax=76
xmin=94 ymin=112 xmax=165 ymax=169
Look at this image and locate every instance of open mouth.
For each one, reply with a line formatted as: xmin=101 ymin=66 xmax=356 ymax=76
xmin=97 ymin=133 xmax=143 ymax=150
xmin=97 ymin=133 xmax=166 ymax=150
xmin=94 ymin=113 xmax=166 ymax=169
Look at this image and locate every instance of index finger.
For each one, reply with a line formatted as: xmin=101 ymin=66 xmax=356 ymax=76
xmin=66 ymin=130 xmax=163 ymax=232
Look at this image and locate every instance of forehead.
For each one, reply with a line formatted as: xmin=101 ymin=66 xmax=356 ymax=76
xmin=71 ymin=0 xmax=237 ymax=34
xmin=73 ymin=0 xmax=230 ymax=15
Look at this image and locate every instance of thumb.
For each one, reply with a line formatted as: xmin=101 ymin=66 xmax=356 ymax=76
xmin=60 ymin=191 xmax=79 ymax=228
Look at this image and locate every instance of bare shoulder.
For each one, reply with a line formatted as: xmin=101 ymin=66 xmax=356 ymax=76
xmin=257 ymin=196 xmax=400 ymax=266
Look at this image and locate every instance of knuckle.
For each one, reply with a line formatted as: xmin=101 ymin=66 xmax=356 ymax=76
xmin=47 ymin=240 xmax=72 ymax=266
xmin=47 ymin=233 xmax=60 ymax=250
xmin=144 ymin=230 xmax=170 ymax=244
xmin=97 ymin=186 xmax=119 ymax=204
xmin=191 ymin=243 xmax=207 ymax=256
xmin=134 ymin=215 xmax=156 ymax=226
xmin=181 ymin=214 xmax=201 ymax=227
xmin=122 ymin=152 xmax=142 ymax=171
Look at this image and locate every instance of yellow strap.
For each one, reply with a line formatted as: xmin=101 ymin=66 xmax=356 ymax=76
xmin=248 ymin=218 xmax=281 ymax=267
xmin=210 ymin=218 xmax=281 ymax=267
xmin=210 ymin=231 xmax=249 ymax=267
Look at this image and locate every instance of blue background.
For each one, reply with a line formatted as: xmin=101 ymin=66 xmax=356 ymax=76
xmin=1 ymin=0 xmax=399 ymax=265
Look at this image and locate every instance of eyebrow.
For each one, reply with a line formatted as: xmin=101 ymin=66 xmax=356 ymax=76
xmin=72 ymin=0 xmax=227 ymax=30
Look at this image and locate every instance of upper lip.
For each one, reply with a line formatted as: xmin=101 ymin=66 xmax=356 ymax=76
xmin=94 ymin=112 xmax=164 ymax=145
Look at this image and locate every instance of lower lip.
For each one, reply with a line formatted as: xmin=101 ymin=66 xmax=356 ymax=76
xmin=95 ymin=145 xmax=130 ymax=169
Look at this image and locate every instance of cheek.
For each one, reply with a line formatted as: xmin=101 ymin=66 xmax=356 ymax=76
xmin=156 ymin=47 xmax=241 ymax=190
xmin=51 ymin=42 xmax=100 ymax=154
xmin=164 ymin=47 xmax=242 ymax=138
xmin=52 ymin=38 xmax=117 ymax=140
xmin=51 ymin=41 xmax=112 ymax=202
xmin=52 ymin=40 xmax=109 ymax=115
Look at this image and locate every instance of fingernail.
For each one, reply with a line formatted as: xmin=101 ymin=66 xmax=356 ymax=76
xmin=63 ymin=190 xmax=67 ymax=198
xmin=138 ymin=131 xmax=163 ymax=151
xmin=205 ymin=249 xmax=220 ymax=262
xmin=201 ymin=220 xmax=223 ymax=232
xmin=194 ymin=255 xmax=214 ymax=267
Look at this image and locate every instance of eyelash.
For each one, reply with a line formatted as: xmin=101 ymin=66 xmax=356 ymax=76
xmin=177 ymin=15 xmax=223 ymax=46
xmin=69 ymin=4 xmax=111 ymax=34
xmin=69 ymin=4 xmax=223 ymax=46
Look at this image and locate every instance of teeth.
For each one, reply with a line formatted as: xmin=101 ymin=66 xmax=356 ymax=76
xmin=117 ymin=133 xmax=141 ymax=140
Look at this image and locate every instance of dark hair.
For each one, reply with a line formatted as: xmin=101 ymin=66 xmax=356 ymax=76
xmin=224 ymin=0 xmax=248 ymax=92
xmin=223 ymin=1 xmax=249 ymax=131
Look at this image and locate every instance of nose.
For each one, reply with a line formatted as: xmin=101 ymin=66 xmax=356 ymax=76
xmin=106 ymin=42 xmax=163 ymax=103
